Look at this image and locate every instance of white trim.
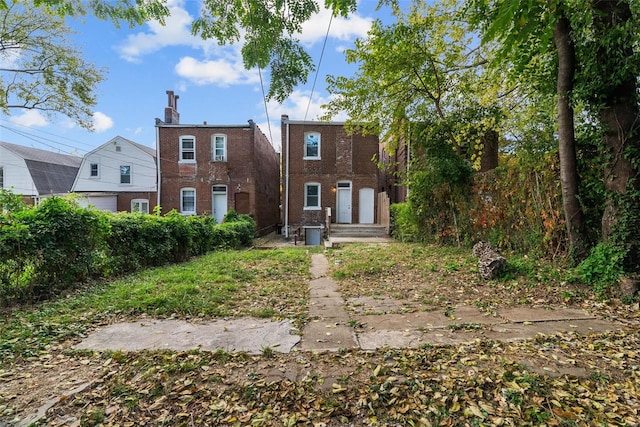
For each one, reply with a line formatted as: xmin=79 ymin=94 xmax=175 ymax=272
xmin=211 ymin=134 xmax=227 ymax=162
xmin=119 ymin=165 xmax=132 ymax=185
xmin=303 ymin=131 xmax=321 ymax=160
xmin=180 ymin=187 xmax=196 ymax=215
xmin=179 ymin=135 xmax=196 ymax=163
xmin=131 ymin=198 xmax=150 ymax=213
xmin=304 ymin=182 xmax=321 ymax=209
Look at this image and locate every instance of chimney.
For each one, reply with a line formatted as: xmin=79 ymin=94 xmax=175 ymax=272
xmin=164 ymin=90 xmax=180 ymax=124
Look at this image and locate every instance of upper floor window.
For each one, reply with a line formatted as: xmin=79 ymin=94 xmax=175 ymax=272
xmin=180 ymin=188 xmax=196 ymax=215
xmin=0 ymin=167 xmax=4 ymax=188
xmin=304 ymin=132 xmax=321 ymax=159
xmin=90 ymin=163 xmax=99 ymax=177
xmin=131 ymin=199 xmax=149 ymax=214
xmin=212 ymin=134 xmax=227 ymax=162
xmin=304 ymin=182 xmax=321 ymax=210
xmin=120 ymin=165 xmax=131 ymax=184
xmin=180 ymin=136 xmax=196 ymax=162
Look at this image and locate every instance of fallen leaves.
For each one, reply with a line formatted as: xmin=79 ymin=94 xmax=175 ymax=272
xmin=0 ymin=328 xmax=625 ymax=426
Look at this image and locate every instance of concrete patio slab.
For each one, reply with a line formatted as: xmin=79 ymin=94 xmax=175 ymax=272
xmin=300 ymin=320 xmax=357 ymax=351
xmin=74 ymin=318 xmax=300 ymax=355
xmin=498 ymin=307 xmax=597 ymax=323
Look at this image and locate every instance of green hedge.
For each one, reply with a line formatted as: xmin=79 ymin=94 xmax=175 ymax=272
xmin=0 ymin=195 xmax=256 ymax=306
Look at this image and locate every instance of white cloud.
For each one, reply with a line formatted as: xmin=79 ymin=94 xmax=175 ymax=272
xmin=116 ymin=0 xmax=215 ymax=62
xmin=298 ymin=7 xmax=373 ymax=45
xmin=175 ymin=56 xmax=259 ymax=86
xmin=9 ymin=110 xmax=48 ymax=127
xmin=92 ymin=112 xmax=114 ymax=132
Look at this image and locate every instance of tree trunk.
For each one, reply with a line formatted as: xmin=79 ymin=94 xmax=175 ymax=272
xmin=553 ymin=13 xmax=586 ymax=261
xmin=479 ymin=129 xmax=499 ymax=172
xmin=593 ymin=0 xmax=640 ymax=274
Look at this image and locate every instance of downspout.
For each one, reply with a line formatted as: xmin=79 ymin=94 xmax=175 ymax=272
xmin=284 ymin=119 xmax=290 ymax=238
xmin=155 ymin=122 xmax=161 ymax=213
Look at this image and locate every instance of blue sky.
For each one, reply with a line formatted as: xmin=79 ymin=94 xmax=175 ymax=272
xmin=1 ymin=0 xmax=396 ymax=155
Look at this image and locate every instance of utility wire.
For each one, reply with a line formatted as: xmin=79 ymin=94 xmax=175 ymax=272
xmin=304 ymin=9 xmax=334 ymax=122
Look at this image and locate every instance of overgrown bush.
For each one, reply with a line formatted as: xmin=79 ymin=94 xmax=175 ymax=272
xmin=389 ymin=203 xmax=422 ymax=242
xmin=0 ymin=199 xmax=256 ymax=306
xmin=0 ymin=197 xmax=109 ymax=304
xmin=575 ymin=243 xmax=625 ymax=297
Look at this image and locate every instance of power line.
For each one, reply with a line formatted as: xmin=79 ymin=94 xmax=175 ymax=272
xmin=304 ymin=9 xmax=334 ymax=122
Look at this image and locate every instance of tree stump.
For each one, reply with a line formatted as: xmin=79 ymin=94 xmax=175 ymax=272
xmin=620 ymin=276 xmax=640 ymax=299
xmin=472 ymin=241 xmax=507 ymax=280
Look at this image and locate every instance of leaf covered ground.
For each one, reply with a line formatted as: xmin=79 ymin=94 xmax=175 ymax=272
xmin=1 ymin=242 xmax=639 ymax=426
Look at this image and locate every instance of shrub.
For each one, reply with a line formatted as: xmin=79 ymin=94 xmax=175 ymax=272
xmin=0 ymin=201 xmax=256 ymax=306
xmin=576 ymin=243 xmax=625 ymax=297
xmin=389 ymin=203 xmax=422 ymax=242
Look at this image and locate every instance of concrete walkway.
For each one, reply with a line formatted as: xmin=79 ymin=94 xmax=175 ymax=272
xmin=75 ymin=254 xmax=628 ymax=355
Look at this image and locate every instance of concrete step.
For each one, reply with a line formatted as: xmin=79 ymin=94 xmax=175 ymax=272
xmin=329 ymin=224 xmax=388 ymax=238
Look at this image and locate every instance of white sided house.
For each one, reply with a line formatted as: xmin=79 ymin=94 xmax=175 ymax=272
xmin=72 ymin=136 xmax=157 ymax=213
xmin=0 ymin=141 xmax=81 ymax=203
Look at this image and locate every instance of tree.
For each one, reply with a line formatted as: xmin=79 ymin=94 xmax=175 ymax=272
xmin=192 ymin=0 xmax=358 ymax=103
xmin=470 ymin=0 xmax=640 ymax=277
xmin=0 ymin=1 xmax=104 ymax=129
xmin=323 ymin=0 xmax=501 ymax=158
xmin=0 ymin=0 xmax=169 ymax=129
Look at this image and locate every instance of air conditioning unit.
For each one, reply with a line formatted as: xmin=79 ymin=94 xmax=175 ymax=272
xmin=214 ymin=155 xmax=225 ymax=161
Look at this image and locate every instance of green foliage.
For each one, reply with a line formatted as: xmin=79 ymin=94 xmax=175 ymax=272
xmin=0 ymin=197 xmax=109 ymax=304
xmin=389 ymin=203 xmax=421 ymax=242
xmin=191 ymin=0 xmax=356 ymax=103
xmin=0 ymin=1 xmax=105 ymax=128
xmin=0 ymin=199 xmax=256 ymax=306
xmin=576 ymin=243 xmax=625 ymax=297
xmin=0 ymin=188 xmax=27 ymax=213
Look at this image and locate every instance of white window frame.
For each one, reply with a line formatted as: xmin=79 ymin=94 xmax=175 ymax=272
xmin=303 ymin=132 xmax=321 ymax=160
xmin=180 ymin=188 xmax=196 ymax=215
xmin=212 ymin=134 xmax=227 ymax=162
xmin=304 ymin=182 xmax=321 ymax=210
xmin=131 ymin=199 xmax=149 ymax=214
xmin=89 ymin=163 xmax=99 ymax=178
xmin=179 ymin=135 xmax=196 ymax=163
xmin=120 ymin=165 xmax=132 ymax=184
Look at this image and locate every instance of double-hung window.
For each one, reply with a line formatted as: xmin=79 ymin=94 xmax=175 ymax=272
xmin=120 ymin=165 xmax=131 ymax=184
xmin=304 ymin=132 xmax=321 ymax=159
xmin=90 ymin=163 xmax=99 ymax=177
xmin=180 ymin=136 xmax=196 ymax=162
xmin=131 ymin=199 xmax=149 ymax=213
xmin=180 ymin=188 xmax=196 ymax=215
xmin=304 ymin=183 xmax=321 ymax=210
xmin=212 ymin=134 xmax=227 ymax=161
xmin=0 ymin=167 xmax=4 ymax=188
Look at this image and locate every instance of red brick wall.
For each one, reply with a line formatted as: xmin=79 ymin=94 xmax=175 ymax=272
xmin=158 ymin=123 xmax=279 ymax=233
xmin=282 ymin=120 xmax=380 ymax=229
xmin=117 ymin=192 xmax=158 ymax=213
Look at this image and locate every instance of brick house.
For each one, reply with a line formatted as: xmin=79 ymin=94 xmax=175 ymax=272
xmin=379 ymin=133 xmax=410 ymax=205
xmin=281 ymin=115 xmax=381 ymax=242
xmin=156 ymin=91 xmax=280 ymax=234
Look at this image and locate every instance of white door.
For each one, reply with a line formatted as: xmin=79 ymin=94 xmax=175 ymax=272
xmin=336 ymin=182 xmax=352 ymax=223
xmin=359 ymin=188 xmax=375 ymax=224
xmin=212 ymin=185 xmax=227 ymax=224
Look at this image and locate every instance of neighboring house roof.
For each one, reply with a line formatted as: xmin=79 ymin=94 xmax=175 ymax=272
xmin=0 ymin=141 xmax=82 ymax=195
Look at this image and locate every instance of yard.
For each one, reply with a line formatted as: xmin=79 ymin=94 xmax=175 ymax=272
xmin=1 ymin=242 xmax=639 ymax=426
